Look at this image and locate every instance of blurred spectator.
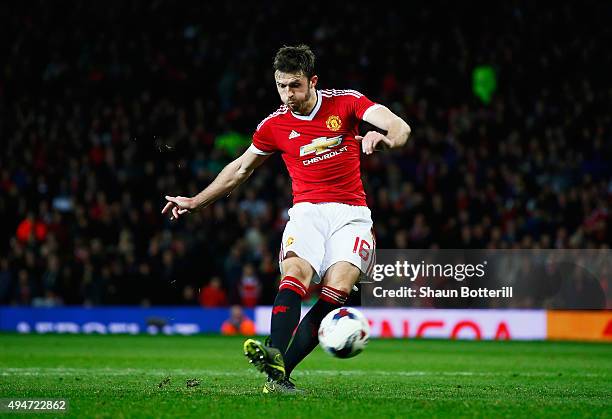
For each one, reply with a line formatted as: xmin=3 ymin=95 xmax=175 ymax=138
xmin=181 ymin=285 xmax=199 ymax=306
xmin=238 ymin=264 xmax=261 ymax=308
xmin=221 ymin=305 xmax=256 ymax=336
xmin=14 ymin=270 xmax=35 ymax=305
xmin=0 ymin=258 xmax=13 ymax=303
xmin=199 ymin=277 xmax=228 ymax=307
xmin=16 ymin=212 xmax=48 ymax=243
xmin=41 ymin=255 xmax=60 ymax=296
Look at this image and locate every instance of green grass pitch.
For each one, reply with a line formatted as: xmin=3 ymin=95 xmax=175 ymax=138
xmin=0 ymin=334 xmax=610 ymax=418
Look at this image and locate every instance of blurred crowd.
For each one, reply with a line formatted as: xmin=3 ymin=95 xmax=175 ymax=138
xmin=1 ymin=1 xmax=610 ymax=307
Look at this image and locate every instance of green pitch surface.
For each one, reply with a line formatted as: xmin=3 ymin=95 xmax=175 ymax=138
xmin=1 ymin=335 xmax=611 ymax=418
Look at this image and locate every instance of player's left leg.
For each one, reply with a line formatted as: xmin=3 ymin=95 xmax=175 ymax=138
xmin=283 ymin=261 xmax=360 ymax=377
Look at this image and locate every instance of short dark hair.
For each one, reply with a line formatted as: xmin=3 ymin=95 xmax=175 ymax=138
xmin=273 ymin=44 xmax=316 ymax=79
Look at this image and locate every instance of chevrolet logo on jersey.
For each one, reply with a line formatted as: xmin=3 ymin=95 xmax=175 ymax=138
xmin=299 ymin=135 xmax=343 ymax=156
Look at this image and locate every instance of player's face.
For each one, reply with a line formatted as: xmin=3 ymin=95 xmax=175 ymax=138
xmin=275 ymin=71 xmax=318 ymax=114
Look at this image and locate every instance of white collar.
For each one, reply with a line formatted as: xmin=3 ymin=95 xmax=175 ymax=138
xmin=290 ymin=90 xmax=322 ymax=121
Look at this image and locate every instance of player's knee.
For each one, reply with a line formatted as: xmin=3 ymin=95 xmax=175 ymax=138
xmin=281 ymin=253 xmax=314 ymax=287
xmin=323 ymin=262 xmax=360 ymax=294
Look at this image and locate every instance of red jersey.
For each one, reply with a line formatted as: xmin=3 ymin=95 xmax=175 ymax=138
xmin=250 ymin=89 xmax=381 ymax=207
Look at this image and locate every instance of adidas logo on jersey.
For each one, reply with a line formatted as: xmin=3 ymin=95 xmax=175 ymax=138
xmin=289 ymin=130 xmax=301 ymax=139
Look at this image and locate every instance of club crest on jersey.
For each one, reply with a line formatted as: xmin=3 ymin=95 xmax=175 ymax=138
xmin=286 ymin=236 xmax=294 ymax=246
xmin=299 ymin=135 xmax=343 ymax=156
xmin=326 ymin=115 xmax=342 ymax=131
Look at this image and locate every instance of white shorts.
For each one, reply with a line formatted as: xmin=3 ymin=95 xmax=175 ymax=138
xmin=279 ymin=202 xmax=376 ymax=283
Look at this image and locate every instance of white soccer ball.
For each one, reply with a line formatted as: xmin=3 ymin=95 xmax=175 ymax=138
xmin=318 ymin=307 xmax=370 ymax=358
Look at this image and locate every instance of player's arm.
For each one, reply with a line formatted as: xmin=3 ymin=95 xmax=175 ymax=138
xmin=162 ymin=148 xmax=270 ymax=220
xmin=357 ymin=106 xmax=411 ymax=155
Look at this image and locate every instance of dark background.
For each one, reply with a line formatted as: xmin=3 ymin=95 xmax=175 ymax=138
xmin=1 ymin=0 xmax=610 ymax=307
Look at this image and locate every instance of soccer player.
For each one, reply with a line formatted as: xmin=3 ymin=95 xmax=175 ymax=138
xmin=162 ymin=45 xmax=411 ymax=393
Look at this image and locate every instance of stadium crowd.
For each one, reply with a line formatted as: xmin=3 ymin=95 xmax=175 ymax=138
xmin=1 ymin=1 xmax=610 ymax=307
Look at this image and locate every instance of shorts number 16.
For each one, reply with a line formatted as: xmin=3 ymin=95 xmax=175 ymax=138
xmin=352 ymin=237 xmax=371 ymax=261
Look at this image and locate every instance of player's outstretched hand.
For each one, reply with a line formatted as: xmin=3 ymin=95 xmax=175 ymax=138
xmin=355 ymin=131 xmax=393 ymax=155
xmin=161 ymin=195 xmax=195 ymax=221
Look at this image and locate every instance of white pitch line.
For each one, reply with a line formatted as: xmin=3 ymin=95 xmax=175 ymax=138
xmin=0 ymin=368 xmax=248 ymax=377
xmin=0 ymin=368 xmax=606 ymax=379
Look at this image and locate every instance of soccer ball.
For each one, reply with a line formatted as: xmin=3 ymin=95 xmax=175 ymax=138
xmin=318 ymin=307 xmax=370 ymax=358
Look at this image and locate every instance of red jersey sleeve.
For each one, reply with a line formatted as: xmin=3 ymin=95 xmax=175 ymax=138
xmin=250 ymin=119 xmax=277 ymax=155
xmin=351 ymin=92 xmax=382 ymax=120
